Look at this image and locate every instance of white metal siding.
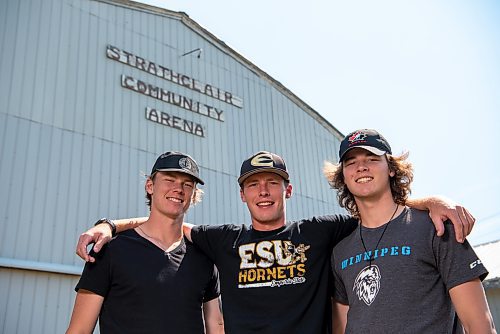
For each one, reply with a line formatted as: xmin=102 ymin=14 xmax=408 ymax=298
xmin=0 ymin=0 xmax=345 ymax=332
xmin=0 ymin=268 xmax=80 ymax=334
xmin=486 ymin=289 xmax=500 ymax=330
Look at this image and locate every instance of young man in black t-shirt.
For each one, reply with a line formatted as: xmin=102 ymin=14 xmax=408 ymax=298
xmin=67 ymin=152 xmax=223 ymax=333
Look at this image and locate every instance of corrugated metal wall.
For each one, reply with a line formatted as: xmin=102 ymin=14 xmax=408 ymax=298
xmin=485 ymin=289 xmax=500 ymax=329
xmin=0 ymin=0 xmax=344 ymax=332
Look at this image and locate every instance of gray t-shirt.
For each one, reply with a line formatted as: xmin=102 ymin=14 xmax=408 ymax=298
xmin=332 ymin=207 xmax=488 ymax=334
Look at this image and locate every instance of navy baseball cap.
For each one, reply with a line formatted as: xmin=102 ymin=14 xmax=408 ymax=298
xmin=151 ymin=151 xmax=204 ymax=185
xmin=339 ymin=129 xmax=392 ymax=162
xmin=238 ymin=151 xmax=289 ymax=185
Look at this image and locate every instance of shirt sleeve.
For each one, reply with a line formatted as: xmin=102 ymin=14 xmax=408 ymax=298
xmin=331 ymin=249 xmax=349 ymax=305
xmin=75 ymin=243 xmax=112 ymax=297
xmin=433 ymin=222 xmax=489 ymax=291
xmin=313 ymin=214 xmax=358 ymax=247
xmin=203 ymin=265 xmax=221 ymax=303
xmin=191 ymin=224 xmax=239 ymax=264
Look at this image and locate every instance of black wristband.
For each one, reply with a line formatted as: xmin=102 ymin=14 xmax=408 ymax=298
xmin=94 ymin=218 xmax=117 ymax=237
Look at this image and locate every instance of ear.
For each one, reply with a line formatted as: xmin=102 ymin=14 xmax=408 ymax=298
xmin=389 ymin=170 xmax=395 ymax=177
xmin=145 ymin=177 xmax=154 ymax=195
xmin=285 ymin=183 xmax=293 ymax=199
xmin=240 ymin=188 xmax=247 ymax=203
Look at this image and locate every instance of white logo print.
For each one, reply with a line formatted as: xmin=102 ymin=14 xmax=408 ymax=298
xmin=353 ymin=265 xmax=381 ymax=306
xmin=179 ymin=157 xmax=194 ymax=172
xmin=250 ymin=153 xmax=274 ymax=167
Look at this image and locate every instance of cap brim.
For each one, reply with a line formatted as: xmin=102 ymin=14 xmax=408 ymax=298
xmin=155 ymin=168 xmax=204 ymax=185
xmin=340 ymin=146 xmax=387 ymax=161
xmin=238 ymin=168 xmax=289 ymax=185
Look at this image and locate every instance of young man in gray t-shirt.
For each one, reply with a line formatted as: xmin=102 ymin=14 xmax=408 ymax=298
xmin=324 ymin=129 xmax=496 ymax=333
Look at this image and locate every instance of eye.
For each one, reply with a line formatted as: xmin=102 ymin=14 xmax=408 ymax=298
xmin=184 ymin=182 xmax=194 ymax=188
xmin=345 ymin=160 xmax=355 ymax=166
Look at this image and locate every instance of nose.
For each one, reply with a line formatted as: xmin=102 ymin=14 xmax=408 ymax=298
xmin=258 ymin=182 xmax=270 ymax=196
xmin=172 ymin=181 xmax=185 ymax=194
xmin=356 ymin=160 xmax=369 ymax=172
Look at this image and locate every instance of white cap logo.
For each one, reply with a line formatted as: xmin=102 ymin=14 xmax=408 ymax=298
xmin=250 ymin=153 xmax=274 ymax=167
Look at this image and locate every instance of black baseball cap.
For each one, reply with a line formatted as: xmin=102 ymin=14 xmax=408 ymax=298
xmin=339 ymin=129 xmax=392 ymax=162
xmin=151 ymin=151 xmax=204 ymax=185
xmin=238 ymin=151 xmax=289 ymax=185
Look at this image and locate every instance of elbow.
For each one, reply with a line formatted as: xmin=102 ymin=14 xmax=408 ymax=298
xmin=461 ymin=316 xmax=496 ymax=334
xmin=205 ymin=321 xmax=224 ymax=334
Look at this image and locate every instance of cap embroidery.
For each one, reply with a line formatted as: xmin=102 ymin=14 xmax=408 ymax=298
xmin=250 ymin=153 xmax=274 ymax=167
xmin=179 ymin=157 xmax=197 ymax=173
xmin=348 ymin=131 xmax=367 ymax=144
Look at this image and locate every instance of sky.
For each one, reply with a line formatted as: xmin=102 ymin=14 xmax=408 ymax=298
xmin=140 ymin=0 xmax=500 ymax=246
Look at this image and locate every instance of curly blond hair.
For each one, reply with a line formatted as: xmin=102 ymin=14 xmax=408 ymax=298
xmin=323 ymin=153 xmax=413 ymax=217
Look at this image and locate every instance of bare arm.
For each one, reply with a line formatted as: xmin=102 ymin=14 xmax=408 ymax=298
xmin=449 ymin=279 xmax=496 ymax=333
xmin=406 ymin=196 xmax=475 ymax=243
xmin=66 ymin=289 xmax=103 ymax=334
xmin=76 ymin=217 xmax=148 ymax=262
xmin=332 ymin=299 xmax=348 ymax=334
xmin=203 ymin=297 xmax=224 ymax=334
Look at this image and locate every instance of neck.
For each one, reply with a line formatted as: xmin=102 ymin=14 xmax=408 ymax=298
xmin=356 ymin=193 xmax=401 ymax=228
xmin=141 ymin=210 xmax=184 ymax=245
xmin=251 ymin=218 xmax=286 ymax=232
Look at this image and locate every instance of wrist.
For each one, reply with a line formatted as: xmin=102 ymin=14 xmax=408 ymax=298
xmin=94 ymin=218 xmax=117 ymax=237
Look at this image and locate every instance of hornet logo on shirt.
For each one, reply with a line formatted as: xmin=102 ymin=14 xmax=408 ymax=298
xmin=238 ymin=240 xmax=310 ymax=288
xmin=353 ymin=265 xmax=381 ymax=306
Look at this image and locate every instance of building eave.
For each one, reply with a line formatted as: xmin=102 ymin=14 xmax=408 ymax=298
xmin=93 ymin=0 xmax=345 ymax=140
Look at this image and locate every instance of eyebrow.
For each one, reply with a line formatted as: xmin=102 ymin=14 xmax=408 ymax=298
xmin=161 ymin=172 xmax=195 ymax=183
xmin=245 ymin=176 xmax=281 ymax=184
xmin=344 ymin=151 xmax=379 ymax=161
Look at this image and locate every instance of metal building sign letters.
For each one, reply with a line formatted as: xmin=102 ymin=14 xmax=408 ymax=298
xmin=107 ymin=45 xmax=243 ymax=108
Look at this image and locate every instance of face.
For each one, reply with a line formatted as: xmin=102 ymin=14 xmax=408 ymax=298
xmin=240 ymin=172 xmax=292 ymax=231
xmin=146 ymin=171 xmax=195 ymax=219
xmin=342 ymin=148 xmax=394 ymax=201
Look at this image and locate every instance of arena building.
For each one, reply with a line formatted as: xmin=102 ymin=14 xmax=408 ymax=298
xmin=0 ymin=0 xmax=345 ymax=332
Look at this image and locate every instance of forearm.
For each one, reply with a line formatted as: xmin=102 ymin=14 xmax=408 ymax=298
xmin=113 ymin=217 xmax=148 ymax=233
xmin=77 ymin=217 xmax=148 ymax=262
xmin=461 ymin=313 xmax=497 ymax=334
xmin=203 ymin=297 xmax=224 ymax=334
xmin=406 ymin=195 xmax=474 ymax=242
xmin=406 ymin=196 xmax=442 ymax=210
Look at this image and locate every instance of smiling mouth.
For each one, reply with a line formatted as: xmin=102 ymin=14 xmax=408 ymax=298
xmin=167 ymin=197 xmax=184 ymax=203
xmin=257 ymin=201 xmax=274 ymax=207
xmin=356 ymin=177 xmax=373 ymax=183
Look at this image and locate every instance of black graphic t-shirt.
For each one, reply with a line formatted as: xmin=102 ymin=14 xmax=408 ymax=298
xmin=191 ymin=215 xmax=357 ymax=334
